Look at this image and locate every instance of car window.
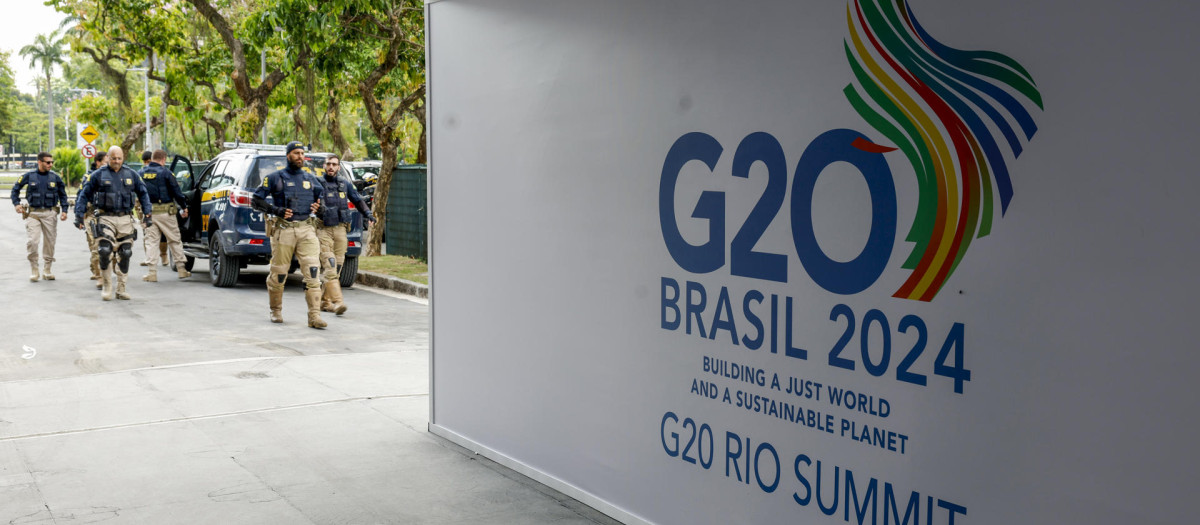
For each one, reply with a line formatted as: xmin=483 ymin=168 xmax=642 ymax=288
xmin=195 ymin=163 xmax=219 ymax=192
xmin=247 ymin=157 xmax=287 ymax=189
xmin=209 ymin=159 xmax=235 ymax=189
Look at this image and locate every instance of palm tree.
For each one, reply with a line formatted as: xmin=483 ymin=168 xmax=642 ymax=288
xmin=20 ymin=30 xmax=65 ymax=151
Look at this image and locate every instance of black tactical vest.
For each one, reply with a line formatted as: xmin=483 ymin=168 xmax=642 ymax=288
xmin=319 ymin=177 xmax=350 ymax=226
xmin=272 ymin=170 xmax=318 ymax=221
xmin=23 ymin=171 xmax=61 ymax=208
xmin=94 ymin=169 xmax=136 ymax=213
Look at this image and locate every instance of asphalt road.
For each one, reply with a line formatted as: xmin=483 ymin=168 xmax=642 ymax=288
xmin=0 ymin=207 xmax=430 ymax=383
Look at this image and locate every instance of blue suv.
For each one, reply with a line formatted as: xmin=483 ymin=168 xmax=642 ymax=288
xmin=170 ymin=144 xmax=366 ymax=287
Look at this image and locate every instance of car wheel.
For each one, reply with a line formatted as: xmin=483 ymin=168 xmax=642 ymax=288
xmin=339 ymin=256 xmax=358 ymax=288
xmin=209 ymin=235 xmax=240 ymax=287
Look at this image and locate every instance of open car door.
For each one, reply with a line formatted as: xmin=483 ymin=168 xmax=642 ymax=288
xmin=170 ymin=154 xmax=200 ymax=242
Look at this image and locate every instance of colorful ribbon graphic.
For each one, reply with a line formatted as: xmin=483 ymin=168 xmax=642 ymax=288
xmin=844 ymin=0 xmax=1043 ymax=301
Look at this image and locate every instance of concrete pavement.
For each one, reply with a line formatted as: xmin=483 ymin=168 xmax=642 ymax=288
xmin=0 ymin=204 xmax=618 ymax=524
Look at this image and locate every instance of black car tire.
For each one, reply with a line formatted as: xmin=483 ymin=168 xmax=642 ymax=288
xmin=339 ymin=256 xmax=358 ymax=288
xmin=209 ymin=236 xmax=240 ymax=287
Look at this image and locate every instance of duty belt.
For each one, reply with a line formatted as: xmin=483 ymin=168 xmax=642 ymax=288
xmin=28 ymin=207 xmax=55 ymax=212
xmin=95 ymin=210 xmax=132 ymax=216
xmin=151 ymin=202 xmax=177 ymax=214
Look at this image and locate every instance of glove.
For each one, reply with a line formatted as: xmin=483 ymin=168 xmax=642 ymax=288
xmin=143 ymin=216 xmax=154 ymax=228
xmin=74 ymin=218 xmax=83 ymax=229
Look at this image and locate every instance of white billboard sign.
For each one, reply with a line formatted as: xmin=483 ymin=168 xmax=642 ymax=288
xmin=428 ymin=1 xmax=1200 ymax=523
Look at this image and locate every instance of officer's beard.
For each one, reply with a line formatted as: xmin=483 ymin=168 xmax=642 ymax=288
xmin=288 ymin=157 xmax=304 ymax=170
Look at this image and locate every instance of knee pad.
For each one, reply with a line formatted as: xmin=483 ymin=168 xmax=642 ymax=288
xmin=266 ymin=265 xmax=288 ymax=291
xmin=118 ymin=243 xmax=134 ymax=273
xmin=308 ymin=266 xmax=320 ymax=280
xmin=98 ymin=241 xmax=114 ymax=270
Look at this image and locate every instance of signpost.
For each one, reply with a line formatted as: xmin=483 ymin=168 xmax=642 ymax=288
xmin=80 ymin=124 xmax=99 ymax=159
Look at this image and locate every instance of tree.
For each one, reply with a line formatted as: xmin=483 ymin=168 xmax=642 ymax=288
xmin=0 ymin=51 xmax=18 ymax=143
xmin=20 ymin=30 xmax=66 ymax=151
xmin=289 ymin=0 xmax=425 ymax=256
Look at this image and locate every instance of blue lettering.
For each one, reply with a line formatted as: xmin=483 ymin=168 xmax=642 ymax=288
xmin=741 ymin=290 xmax=765 ymax=349
xmin=659 ymin=132 xmax=725 ymax=273
xmin=661 ymin=277 xmax=680 ymax=330
xmin=685 ymin=280 xmax=708 ymax=338
xmin=710 ymin=286 xmax=738 ymax=344
xmin=790 ymin=129 xmax=897 ymax=295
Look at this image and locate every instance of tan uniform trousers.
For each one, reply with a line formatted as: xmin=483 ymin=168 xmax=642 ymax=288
xmin=145 ymin=210 xmax=185 ymax=269
xmin=267 ymin=220 xmax=321 ymax=292
xmin=97 ymin=214 xmax=137 ymax=290
xmin=316 ymin=225 xmax=348 ymax=282
xmin=24 ymin=208 xmax=59 ymax=265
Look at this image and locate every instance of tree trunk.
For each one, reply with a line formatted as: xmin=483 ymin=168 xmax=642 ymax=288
xmin=414 ymin=104 xmax=427 ymax=164
xmin=119 ymin=116 xmax=164 ymax=152
xmin=304 ymin=68 xmax=320 ymax=150
xmin=326 ymin=97 xmax=353 ymax=161
xmin=365 ymin=141 xmax=399 ymax=257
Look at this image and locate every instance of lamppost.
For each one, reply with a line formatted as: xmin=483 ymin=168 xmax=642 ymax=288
xmin=127 ymin=67 xmax=150 ymax=150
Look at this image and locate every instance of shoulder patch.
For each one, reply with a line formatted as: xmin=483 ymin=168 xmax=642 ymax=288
xmin=262 ymin=176 xmax=270 ymax=187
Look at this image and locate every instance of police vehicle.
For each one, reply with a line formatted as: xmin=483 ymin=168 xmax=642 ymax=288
xmin=170 ymin=142 xmax=366 ymax=287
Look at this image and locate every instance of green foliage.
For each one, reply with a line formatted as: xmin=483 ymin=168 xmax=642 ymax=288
xmin=51 ymin=146 xmax=86 ymax=185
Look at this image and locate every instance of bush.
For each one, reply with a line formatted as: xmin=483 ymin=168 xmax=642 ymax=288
xmin=51 ymin=147 xmax=87 ymax=186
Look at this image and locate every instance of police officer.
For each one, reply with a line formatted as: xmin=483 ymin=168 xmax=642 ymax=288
xmin=139 ymin=149 xmax=190 ymax=282
xmin=11 ymin=152 xmax=69 ymax=282
xmin=136 ymin=150 xmax=166 ymax=267
xmin=75 ymin=146 xmax=153 ymax=301
xmin=315 ymin=155 xmax=373 ymax=315
xmin=83 ymin=151 xmax=107 ymax=283
xmin=251 ymin=141 xmax=327 ymax=328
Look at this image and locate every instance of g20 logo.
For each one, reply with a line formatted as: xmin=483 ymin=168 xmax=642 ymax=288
xmin=660 ymin=0 xmax=1043 ymax=302
xmin=659 ymin=129 xmax=897 ymax=296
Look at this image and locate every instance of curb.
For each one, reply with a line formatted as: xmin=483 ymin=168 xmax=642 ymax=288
xmin=355 ymin=270 xmax=428 ymax=299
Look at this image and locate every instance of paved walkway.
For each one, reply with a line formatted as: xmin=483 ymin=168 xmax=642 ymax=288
xmin=0 ymin=346 xmax=618 ymax=524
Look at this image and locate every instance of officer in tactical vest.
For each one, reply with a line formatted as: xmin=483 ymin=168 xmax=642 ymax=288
xmin=74 ymin=146 xmax=153 ymax=301
xmin=251 ymin=141 xmax=328 ymax=328
xmin=83 ymin=151 xmax=107 ymax=283
xmin=136 ymin=150 xmax=167 ymax=267
xmin=11 ymin=152 xmax=69 ymax=282
xmin=315 ymin=155 xmax=373 ymax=315
xmin=139 ymin=149 xmax=190 ymax=282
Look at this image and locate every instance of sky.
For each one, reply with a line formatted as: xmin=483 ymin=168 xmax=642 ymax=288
xmin=2 ymin=1 xmax=69 ymax=95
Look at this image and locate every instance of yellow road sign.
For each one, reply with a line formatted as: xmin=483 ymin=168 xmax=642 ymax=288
xmin=80 ymin=125 xmax=99 ymax=143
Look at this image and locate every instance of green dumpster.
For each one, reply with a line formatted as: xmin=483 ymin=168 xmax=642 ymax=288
xmin=385 ymin=164 xmax=427 ymax=260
